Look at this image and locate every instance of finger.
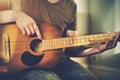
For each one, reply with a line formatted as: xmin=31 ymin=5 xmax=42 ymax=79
xmin=111 ymin=33 xmax=119 ymax=48
xmin=104 ymin=39 xmax=112 ymax=50
xmin=24 ymin=25 xmax=32 ymax=36
xmin=28 ymin=24 xmax=35 ymax=35
xmin=18 ymin=25 xmax=27 ymax=35
xmin=33 ymin=23 xmax=41 ymax=38
xmin=97 ymin=40 xmax=110 ymax=52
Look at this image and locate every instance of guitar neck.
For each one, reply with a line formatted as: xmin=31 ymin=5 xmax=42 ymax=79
xmin=37 ymin=32 xmax=114 ymax=51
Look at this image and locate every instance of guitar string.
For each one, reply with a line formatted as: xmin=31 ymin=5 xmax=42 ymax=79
xmin=37 ymin=33 xmax=113 ymax=51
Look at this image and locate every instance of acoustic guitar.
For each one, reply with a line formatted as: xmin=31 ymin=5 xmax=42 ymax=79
xmin=0 ymin=23 xmax=119 ymax=74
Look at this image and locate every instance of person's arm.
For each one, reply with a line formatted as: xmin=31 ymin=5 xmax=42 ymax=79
xmin=0 ymin=10 xmax=16 ymax=23
xmin=0 ymin=10 xmax=41 ymax=38
xmin=65 ymin=30 xmax=120 ymax=57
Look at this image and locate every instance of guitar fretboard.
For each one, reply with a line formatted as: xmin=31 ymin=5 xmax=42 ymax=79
xmin=36 ymin=33 xmax=113 ymax=52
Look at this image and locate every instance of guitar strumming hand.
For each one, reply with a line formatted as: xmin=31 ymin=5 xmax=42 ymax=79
xmin=0 ymin=10 xmax=41 ymax=38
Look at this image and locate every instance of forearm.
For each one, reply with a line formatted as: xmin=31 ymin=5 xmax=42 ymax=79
xmin=0 ymin=10 xmax=16 ymax=24
xmin=65 ymin=46 xmax=101 ymax=57
xmin=76 ymin=47 xmax=101 ymax=57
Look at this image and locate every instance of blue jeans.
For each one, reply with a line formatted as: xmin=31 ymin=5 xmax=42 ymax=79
xmin=1 ymin=58 xmax=97 ymax=80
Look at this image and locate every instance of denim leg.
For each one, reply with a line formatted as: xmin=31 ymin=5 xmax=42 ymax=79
xmin=54 ymin=58 xmax=97 ymax=80
xmin=19 ymin=68 xmax=62 ymax=80
xmin=0 ymin=58 xmax=97 ymax=80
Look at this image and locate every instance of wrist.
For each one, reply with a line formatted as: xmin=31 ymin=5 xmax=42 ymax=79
xmin=11 ymin=10 xmax=20 ymax=21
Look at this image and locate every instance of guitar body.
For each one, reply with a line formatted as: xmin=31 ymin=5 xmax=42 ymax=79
xmin=0 ymin=23 xmax=63 ymax=74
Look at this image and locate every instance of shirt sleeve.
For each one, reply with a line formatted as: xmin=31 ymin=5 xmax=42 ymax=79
xmin=10 ymin=0 xmax=21 ymax=11
xmin=67 ymin=2 xmax=77 ymax=31
xmin=0 ymin=0 xmax=10 ymax=10
xmin=67 ymin=15 xmax=77 ymax=31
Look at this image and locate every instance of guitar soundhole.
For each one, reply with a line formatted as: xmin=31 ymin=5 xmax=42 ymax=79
xmin=21 ymin=51 xmax=44 ymax=66
xmin=30 ymin=39 xmax=42 ymax=53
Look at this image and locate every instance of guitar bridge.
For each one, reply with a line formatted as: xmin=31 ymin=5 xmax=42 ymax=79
xmin=0 ymin=33 xmax=10 ymax=63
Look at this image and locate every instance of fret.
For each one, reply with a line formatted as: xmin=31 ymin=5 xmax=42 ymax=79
xmin=69 ymin=37 xmax=73 ymax=44
xmin=51 ymin=39 xmax=55 ymax=48
xmin=89 ymin=35 xmax=94 ymax=41
xmin=74 ymin=37 xmax=78 ymax=44
xmin=42 ymin=40 xmax=45 ymax=50
xmin=47 ymin=40 xmax=51 ymax=49
xmin=49 ymin=40 xmax=53 ymax=47
xmin=47 ymin=40 xmax=50 ymax=49
xmin=44 ymin=40 xmax=48 ymax=50
xmin=62 ymin=38 xmax=66 ymax=45
xmin=54 ymin=39 xmax=57 ymax=48
xmin=58 ymin=38 xmax=63 ymax=48
xmin=65 ymin=38 xmax=68 ymax=46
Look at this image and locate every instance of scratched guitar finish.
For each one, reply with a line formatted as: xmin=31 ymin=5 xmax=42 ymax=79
xmin=0 ymin=23 xmax=114 ymax=74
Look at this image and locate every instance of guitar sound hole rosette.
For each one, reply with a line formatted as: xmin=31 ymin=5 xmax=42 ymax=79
xmin=30 ymin=39 xmax=42 ymax=53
